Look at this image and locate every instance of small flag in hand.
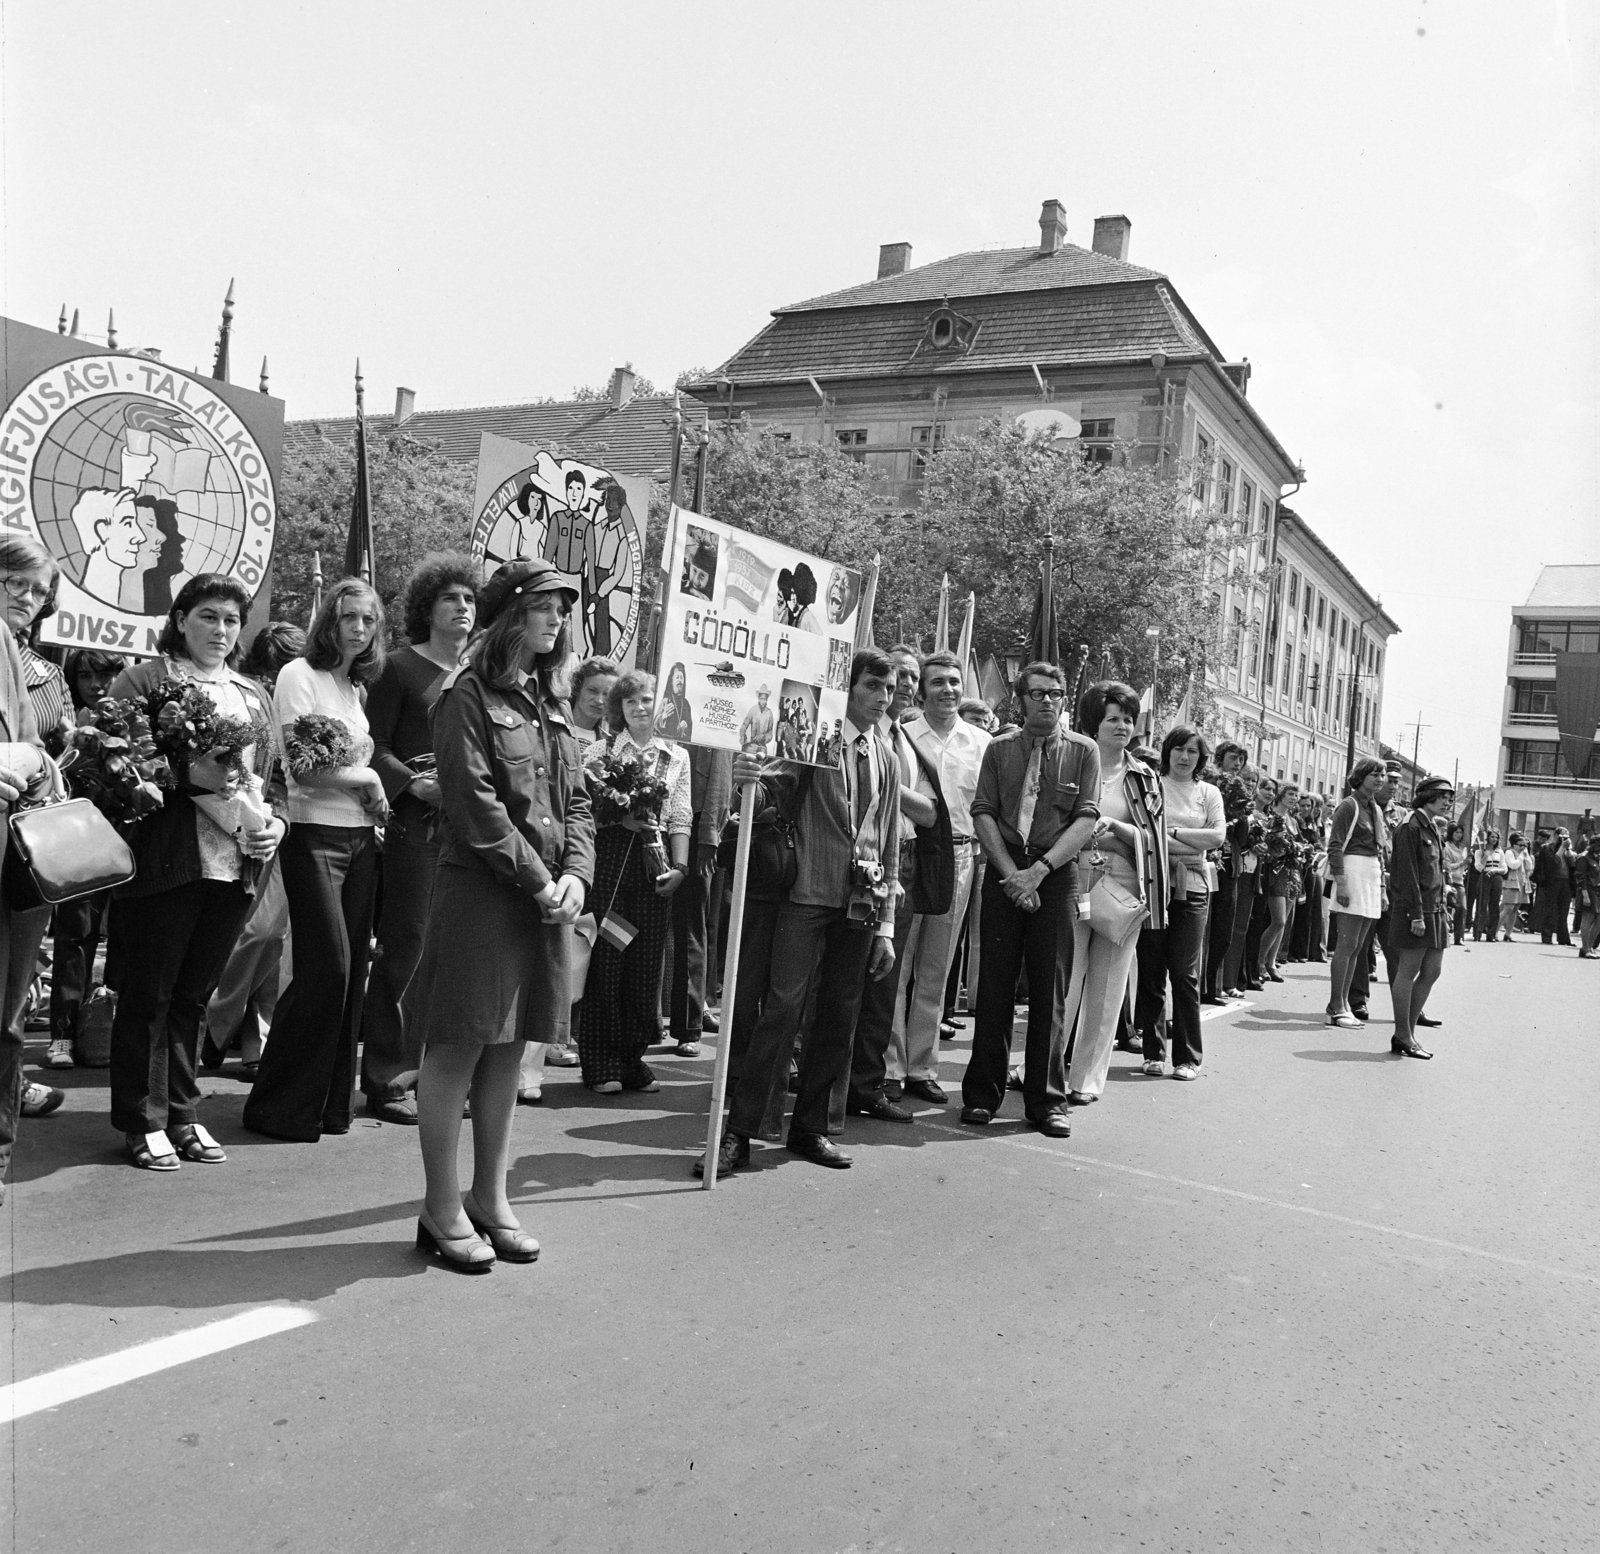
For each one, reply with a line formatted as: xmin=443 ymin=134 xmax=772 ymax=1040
xmin=598 ymin=911 xmax=639 ymax=952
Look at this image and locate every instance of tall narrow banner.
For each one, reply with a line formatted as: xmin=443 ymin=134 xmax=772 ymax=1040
xmin=1 ymin=316 xmax=283 ymax=656
xmin=470 ymin=431 xmax=645 ymax=667
xmin=655 ymin=506 xmax=863 ymax=768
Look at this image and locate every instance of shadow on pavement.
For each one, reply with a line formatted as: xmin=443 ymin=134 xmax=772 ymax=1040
xmin=1293 ymin=1049 xmax=1397 ymax=1063
xmin=0 ymin=1240 xmax=425 ymax=1310
xmin=1234 ymin=1010 xmax=1334 ymax=1031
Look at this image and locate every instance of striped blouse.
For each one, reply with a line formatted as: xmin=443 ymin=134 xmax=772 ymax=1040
xmin=18 ymin=642 xmax=70 ymax=753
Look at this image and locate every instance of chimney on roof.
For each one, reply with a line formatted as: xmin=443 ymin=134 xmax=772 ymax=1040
xmin=610 ymin=366 xmax=637 ymax=409
xmin=877 ymin=242 xmax=912 ymax=279
xmin=1038 ymin=199 xmax=1067 ymax=255
xmin=1091 ymin=214 xmax=1132 ymax=262
xmin=394 ymin=386 xmax=416 ymax=425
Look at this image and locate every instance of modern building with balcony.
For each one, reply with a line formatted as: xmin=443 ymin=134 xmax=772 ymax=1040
xmin=1497 ymin=564 xmax=1600 ymax=838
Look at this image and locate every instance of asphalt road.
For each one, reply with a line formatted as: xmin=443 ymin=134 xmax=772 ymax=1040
xmin=3 ymin=936 xmax=1596 ymax=1553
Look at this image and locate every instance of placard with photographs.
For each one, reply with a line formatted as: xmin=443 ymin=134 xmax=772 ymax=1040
xmin=654 ymin=506 xmax=863 ymax=767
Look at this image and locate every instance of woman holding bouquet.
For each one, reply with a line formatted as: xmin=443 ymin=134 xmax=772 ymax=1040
xmin=244 ymin=579 xmax=388 ymax=1143
xmin=409 ymin=559 xmax=592 ymax=1271
xmin=106 ymin=574 xmax=284 ymax=1170
xmin=580 ymin=671 xmax=692 ymax=1094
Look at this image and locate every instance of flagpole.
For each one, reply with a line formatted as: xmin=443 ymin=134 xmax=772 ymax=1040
xmin=1042 ymin=530 xmax=1056 ymax=666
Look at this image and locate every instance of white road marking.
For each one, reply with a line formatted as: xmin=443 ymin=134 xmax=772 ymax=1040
xmin=919 ymin=1123 xmax=1598 ymax=1286
xmin=0 ymin=1305 xmax=318 ymax=1425
xmin=1201 ymin=999 xmax=1253 ymax=1021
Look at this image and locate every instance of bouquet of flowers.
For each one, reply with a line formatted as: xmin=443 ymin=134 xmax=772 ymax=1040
xmin=283 ymin=713 xmax=357 ymax=777
xmin=144 ymin=678 xmax=269 ymax=791
xmin=62 ymin=697 xmax=170 ymax=823
xmin=1214 ymin=770 xmax=1261 ymax=856
xmin=587 ymin=746 xmax=669 ymax=828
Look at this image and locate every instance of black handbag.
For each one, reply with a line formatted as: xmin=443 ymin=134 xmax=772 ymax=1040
xmin=3 ymin=796 xmax=136 ymax=910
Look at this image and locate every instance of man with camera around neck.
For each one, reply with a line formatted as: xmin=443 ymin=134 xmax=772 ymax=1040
xmin=700 ymin=648 xmax=903 ymax=1177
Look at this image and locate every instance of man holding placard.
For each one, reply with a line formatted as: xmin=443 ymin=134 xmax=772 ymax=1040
xmin=702 ymin=648 xmax=902 ymax=1176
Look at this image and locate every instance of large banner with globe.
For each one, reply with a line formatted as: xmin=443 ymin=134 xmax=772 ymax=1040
xmin=470 ymin=431 xmax=645 ymax=667
xmin=0 ymin=316 xmax=282 ymax=656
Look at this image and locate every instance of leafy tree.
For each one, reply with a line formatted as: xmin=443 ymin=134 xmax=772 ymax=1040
xmin=270 ymin=429 xmax=476 ymax=632
xmin=911 ymin=421 xmax=1236 ymax=717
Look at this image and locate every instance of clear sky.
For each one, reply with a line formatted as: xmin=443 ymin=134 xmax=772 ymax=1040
xmin=2 ymin=0 xmax=1594 ymax=781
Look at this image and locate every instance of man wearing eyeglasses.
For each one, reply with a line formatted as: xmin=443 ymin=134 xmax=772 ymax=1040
xmin=960 ymin=661 xmax=1100 ymax=1137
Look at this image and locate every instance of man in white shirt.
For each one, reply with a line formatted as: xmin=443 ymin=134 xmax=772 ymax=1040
xmin=890 ymin=650 xmax=990 ymax=1102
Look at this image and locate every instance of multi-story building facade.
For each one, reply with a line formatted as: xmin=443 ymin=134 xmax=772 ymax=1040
xmin=1497 ymin=564 xmax=1600 ymax=838
xmin=1259 ymin=510 xmax=1398 ymax=798
xmin=686 ymin=199 xmax=1392 ymax=777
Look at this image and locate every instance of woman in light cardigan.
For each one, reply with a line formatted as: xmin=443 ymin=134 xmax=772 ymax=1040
xmin=1325 ymin=758 xmax=1388 ymax=1029
xmin=1136 ymin=724 xmax=1225 ymax=1080
xmin=1060 ymin=682 xmax=1166 ymax=1104
xmin=1498 ymin=832 xmax=1533 ymax=941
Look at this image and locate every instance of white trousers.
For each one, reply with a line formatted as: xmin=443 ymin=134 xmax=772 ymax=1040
xmin=887 ymin=844 xmax=977 ymax=1082
xmin=1063 ymin=853 xmax=1144 ymax=1098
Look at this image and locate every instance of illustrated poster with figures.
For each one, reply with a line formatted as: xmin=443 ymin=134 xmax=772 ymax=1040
xmin=0 ymin=316 xmax=282 ymax=657
xmin=654 ymin=505 xmax=864 ymax=768
xmin=470 ymin=431 xmax=645 ymax=667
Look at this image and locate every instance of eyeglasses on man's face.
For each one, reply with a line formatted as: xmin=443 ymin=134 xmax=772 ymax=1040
xmin=1023 ymin=686 xmax=1064 ymax=703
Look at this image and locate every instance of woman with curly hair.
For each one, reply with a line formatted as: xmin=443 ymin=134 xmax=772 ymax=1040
xmin=357 ymin=553 xmax=478 ymax=1124
xmin=244 ymin=578 xmax=389 ymax=1143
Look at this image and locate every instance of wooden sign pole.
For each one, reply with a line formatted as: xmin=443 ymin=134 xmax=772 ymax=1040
xmin=701 ymin=777 xmax=757 ymax=1189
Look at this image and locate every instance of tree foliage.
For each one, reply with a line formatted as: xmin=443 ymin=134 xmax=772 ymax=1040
xmin=912 ymin=422 xmax=1234 ymax=714
xmin=271 ymin=430 xmax=476 ymax=632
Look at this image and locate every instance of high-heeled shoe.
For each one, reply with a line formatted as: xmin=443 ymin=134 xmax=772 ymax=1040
xmin=462 ymin=1194 xmax=540 ymax=1263
xmin=416 ymin=1212 xmax=494 ymax=1274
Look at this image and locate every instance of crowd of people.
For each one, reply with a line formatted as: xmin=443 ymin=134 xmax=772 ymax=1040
xmin=2 ymin=542 xmax=1596 ymax=1270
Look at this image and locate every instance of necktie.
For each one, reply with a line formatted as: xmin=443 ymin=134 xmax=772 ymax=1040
xmin=1016 ymin=738 xmax=1043 ymax=843
xmin=853 ymin=735 xmax=872 ymax=834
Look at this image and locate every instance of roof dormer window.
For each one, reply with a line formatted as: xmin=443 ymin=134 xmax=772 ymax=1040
xmin=912 ymin=303 xmax=978 ymax=359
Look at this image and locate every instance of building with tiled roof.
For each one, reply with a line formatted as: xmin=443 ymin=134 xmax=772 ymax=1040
xmin=683 ymin=198 xmax=1340 ymax=762
xmin=285 ymin=369 xmax=707 ymax=481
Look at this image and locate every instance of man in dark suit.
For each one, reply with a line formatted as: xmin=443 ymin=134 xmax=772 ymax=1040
xmin=960 ymin=660 xmax=1100 ymax=1137
xmin=699 ymin=649 xmax=901 ymax=1177
xmin=841 ymin=645 xmax=941 ymax=1126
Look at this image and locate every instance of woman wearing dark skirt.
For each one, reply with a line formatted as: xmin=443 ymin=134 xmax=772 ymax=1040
xmin=411 ymin=559 xmax=593 ymax=1272
xmin=1387 ymin=776 xmax=1455 ymax=1059
xmin=244 ymin=580 xmax=389 ymax=1143
xmin=106 ymin=575 xmax=285 ymax=1170
xmin=580 ymin=670 xmax=691 ymax=1095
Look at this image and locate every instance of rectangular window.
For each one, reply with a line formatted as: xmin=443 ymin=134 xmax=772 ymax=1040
xmin=1316 ymin=597 xmax=1326 ymax=631
xmin=1511 ymin=681 xmax=1558 ymax=716
xmin=1340 ymin=618 xmax=1349 ymax=650
xmin=1296 ymin=652 xmax=1307 ymax=704
xmin=1194 ymin=430 xmax=1213 ymax=502
xmin=1232 ymin=606 xmax=1245 ymax=669
xmin=1281 ymin=643 xmax=1293 ymax=695
xmin=835 ymin=429 xmax=867 ymax=462
xmin=1505 ymin=741 xmax=1560 ymax=778
xmin=909 ymin=424 xmax=944 ymax=479
xmin=1217 ymin=457 xmax=1234 ymax=517
xmin=1259 ymin=496 xmax=1273 ymax=533
xmin=1288 ymin=571 xmax=1300 ymax=610
xmin=1240 ymin=477 xmax=1256 ymax=529
xmin=1516 ymin=620 xmax=1600 ymax=654
xmin=1078 ymin=417 xmax=1116 ymax=468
